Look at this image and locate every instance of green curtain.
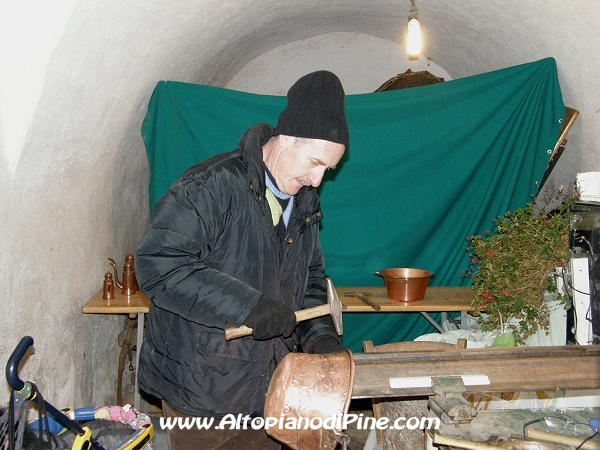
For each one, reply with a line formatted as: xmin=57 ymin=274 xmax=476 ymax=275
xmin=141 ymin=57 xmax=565 ymax=352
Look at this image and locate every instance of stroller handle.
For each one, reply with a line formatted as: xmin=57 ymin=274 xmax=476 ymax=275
xmin=6 ymin=335 xmax=34 ymax=391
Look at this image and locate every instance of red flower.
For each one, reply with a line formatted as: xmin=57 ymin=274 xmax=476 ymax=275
xmin=486 ymin=249 xmax=495 ymax=258
xmin=482 ymin=293 xmax=493 ymax=300
xmin=502 ymin=289 xmax=511 ymax=297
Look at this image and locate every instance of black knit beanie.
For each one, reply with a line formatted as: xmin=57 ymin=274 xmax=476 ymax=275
xmin=273 ymin=71 xmax=349 ymax=148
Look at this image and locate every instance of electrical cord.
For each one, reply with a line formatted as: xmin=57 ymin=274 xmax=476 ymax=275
xmin=575 ymin=431 xmax=599 ymax=449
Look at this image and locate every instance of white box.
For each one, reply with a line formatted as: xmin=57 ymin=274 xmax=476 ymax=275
xmin=577 ymin=172 xmax=600 ymax=202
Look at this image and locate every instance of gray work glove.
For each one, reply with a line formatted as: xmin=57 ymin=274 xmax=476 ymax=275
xmin=244 ymin=297 xmax=296 ymax=340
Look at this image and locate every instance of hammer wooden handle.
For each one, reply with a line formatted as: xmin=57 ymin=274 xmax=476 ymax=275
xmin=432 ymin=433 xmax=506 ymax=450
xmin=526 ymin=428 xmax=600 ymax=450
xmin=224 ymin=324 xmax=254 ymax=340
xmin=224 ymin=303 xmax=330 ymax=340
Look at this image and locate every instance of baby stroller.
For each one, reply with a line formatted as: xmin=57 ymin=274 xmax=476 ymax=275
xmin=1 ymin=336 xmax=154 ymax=450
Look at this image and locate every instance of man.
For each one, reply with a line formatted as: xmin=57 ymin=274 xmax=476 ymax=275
xmin=135 ymin=70 xmax=349 ymax=449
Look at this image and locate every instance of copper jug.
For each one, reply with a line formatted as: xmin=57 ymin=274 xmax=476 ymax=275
xmin=124 ymin=253 xmax=139 ymax=291
xmin=102 ymin=272 xmax=115 ymax=300
xmin=108 ymin=253 xmax=138 ymax=296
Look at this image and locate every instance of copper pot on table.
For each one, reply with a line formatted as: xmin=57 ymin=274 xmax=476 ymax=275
xmin=376 ymin=268 xmax=434 ymax=302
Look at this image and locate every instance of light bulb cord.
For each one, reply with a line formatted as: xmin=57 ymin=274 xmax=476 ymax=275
xmin=409 ymin=0 xmax=419 ymax=20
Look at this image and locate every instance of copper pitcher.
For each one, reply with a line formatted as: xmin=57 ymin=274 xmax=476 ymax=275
xmin=102 ymin=272 xmax=115 ymax=300
xmin=108 ymin=253 xmax=138 ymax=296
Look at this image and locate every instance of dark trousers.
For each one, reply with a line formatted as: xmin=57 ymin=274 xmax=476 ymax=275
xmin=162 ymin=401 xmax=283 ymax=450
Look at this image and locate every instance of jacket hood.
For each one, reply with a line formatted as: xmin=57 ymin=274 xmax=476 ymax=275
xmin=238 ymin=122 xmax=273 ymax=195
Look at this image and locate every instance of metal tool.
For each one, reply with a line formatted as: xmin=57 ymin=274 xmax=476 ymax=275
xmin=344 ymin=291 xmax=381 ymax=311
xmin=428 ymin=377 xmax=478 ymax=425
xmin=224 ymin=276 xmax=343 ymax=340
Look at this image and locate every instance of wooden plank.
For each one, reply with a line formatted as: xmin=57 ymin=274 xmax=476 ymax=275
xmin=352 ymin=345 xmax=600 ymax=398
xmin=81 ymin=288 xmax=150 ymax=314
xmin=337 ymin=286 xmax=474 ymax=312
xmin=81 ymin=286 xmax=473 ymax=314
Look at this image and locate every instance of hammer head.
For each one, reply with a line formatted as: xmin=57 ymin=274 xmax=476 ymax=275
xmin=325 ymin=276 xmax=343 ymax=335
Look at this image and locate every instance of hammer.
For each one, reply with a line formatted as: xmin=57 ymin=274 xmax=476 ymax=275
xmin=344 ymin=291 xmax=381 ymax=311
xmin=224 ymin=276 xmax=344 ymax=340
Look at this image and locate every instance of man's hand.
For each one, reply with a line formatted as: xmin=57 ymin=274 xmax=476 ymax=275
xmin=244 ymin=297 xmax=296 ymax=340
xmin=311 ymin=335 xmax=343 ymax=354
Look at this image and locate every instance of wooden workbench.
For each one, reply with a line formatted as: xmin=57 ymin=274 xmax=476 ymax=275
xmin=337 ymin=286 xmax=473 ymax=312
xmin=81 ymin=288 xmax=150 ymax=315
xmin=81 ymin=285 xmax=475 ymax=410
xmin=338 ymin=286 xmax=474 ymax=332
xmin=81 ymin=285 xmax=473 ymax=315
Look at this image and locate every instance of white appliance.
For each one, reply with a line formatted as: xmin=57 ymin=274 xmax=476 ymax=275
xmin=569 ymin=257 xmax=593 ymax=345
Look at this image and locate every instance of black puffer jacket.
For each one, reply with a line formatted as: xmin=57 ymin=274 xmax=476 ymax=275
xmin=136 ymin=123 xmax=341 ymax=418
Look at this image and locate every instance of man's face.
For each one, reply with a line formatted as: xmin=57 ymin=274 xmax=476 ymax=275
xmin=266 ymin=136 xmax=346 ymax=196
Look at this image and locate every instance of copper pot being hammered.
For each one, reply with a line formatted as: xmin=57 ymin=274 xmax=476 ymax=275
xmin=375 ymin=268 xmax=434 ymax=302
xmin=264 ymin=350 xmax=355 ymax=450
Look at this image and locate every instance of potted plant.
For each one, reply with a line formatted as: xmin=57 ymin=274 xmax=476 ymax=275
xmin=461 ymin=197 xmax=572 ymax=345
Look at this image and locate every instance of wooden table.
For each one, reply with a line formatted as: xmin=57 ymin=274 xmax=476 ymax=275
xmin=81 ymin=286 xmax=473 ymax=315
xmin=81 ymin=289 xmax=150 ymax=410
xmin=337 ymin=286 xmax=475 ymax=331
xmin=81 ymin=286 xmax=474 ymax=410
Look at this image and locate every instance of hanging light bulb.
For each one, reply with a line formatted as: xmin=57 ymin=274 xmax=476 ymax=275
xmin=406 ymin=0 xmax=422 ymax=59
xmin=407 ymin=18 xmax=422 ymax=58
